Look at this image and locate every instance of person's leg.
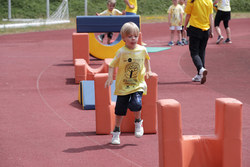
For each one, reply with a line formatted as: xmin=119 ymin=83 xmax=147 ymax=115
xmin=214 ymin=10 xmax=224 ymax=44
xmin=111 ymin=95 xmax=130 ymax=145
xmin=128 ymin=92 xmax=144 ymax=138
xmin=168 ymin=27 xmax=175 ymax=46
xmin=189 ymin=35 xmax=203 ymax=74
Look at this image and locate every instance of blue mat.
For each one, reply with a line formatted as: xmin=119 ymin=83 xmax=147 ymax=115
xmin=78 ymin=80 xmax=116 ymax=110
xmin=146 ymin=47 xmax=171 ymax=53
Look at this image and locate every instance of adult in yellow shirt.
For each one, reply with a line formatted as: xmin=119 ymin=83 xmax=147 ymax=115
xmin=184 ymin=0 xmax=214 ymax=84
xmin=124 ymin=0 xmax=137 ymax=15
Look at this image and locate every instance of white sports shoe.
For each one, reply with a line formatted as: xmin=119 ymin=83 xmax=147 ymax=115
xmin=111 ymin=132 xmax=120 ymax=145
xmin=199 ymin=67 xmax=208 ymax=84
xmin=192 ymin=74 xmax=201 ymax=82
xmin=135 ymin=120 xmax=144 ymax=138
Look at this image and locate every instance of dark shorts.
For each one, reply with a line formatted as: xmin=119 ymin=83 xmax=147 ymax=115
xmin=115 ymin=91 xmax=143 ymax=116
xmin=107 ymin=32 xmax=113 ymax=39
xmin=215 ymin=10 xmax=231 ymax=27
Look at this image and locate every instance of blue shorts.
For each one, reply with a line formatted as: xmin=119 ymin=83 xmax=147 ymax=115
xmin=126 ymin=12 xmax=137 ymax=15
xmin=115 ymin=91 xmax=143 ymax=116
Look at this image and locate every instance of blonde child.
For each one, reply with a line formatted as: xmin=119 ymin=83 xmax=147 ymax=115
xmin=167 ymin=0 xmax=184 ymax=46
xmin=105 ymin=22 xmax=154 ymax=145
xmin=96 ymin=0 xmax=125 ymax=44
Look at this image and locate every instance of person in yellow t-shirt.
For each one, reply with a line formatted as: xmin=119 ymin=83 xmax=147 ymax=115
xmin=105 ymin=22 xmax=154 ymax=145
xmin=213 ymin=0 xmax=232 ymax=44
xmin=124 ymin=0 xmax=137 ymax=15
xmin=167 ymin=0 xmax=184 ymax=46
xmin=184 ymin=0 xmax=214 ymax=84
xmin=96 ymin=0 xmax=125 ymax=44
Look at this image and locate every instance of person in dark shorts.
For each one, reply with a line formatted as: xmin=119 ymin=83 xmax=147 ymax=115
xmin=105 ymin=22 xmax=154 ymax=145
xmin=214 ymin=0 xmax=232 ymax=44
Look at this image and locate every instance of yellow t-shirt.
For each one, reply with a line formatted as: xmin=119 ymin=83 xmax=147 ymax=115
xmin=109 ymin=44 xmax=150 ymax=95
xmin=185 ymin=0 xmax=213 ymax=31
xmin=99 ymin=9 xmax=123 ymax=16
xmin=167 ymin=4 xmax=184 ymax=26
xmin=217 ymin=0 xmax=231 ymax=12
xmin=125 ymin=0 xmax=137 ymax=14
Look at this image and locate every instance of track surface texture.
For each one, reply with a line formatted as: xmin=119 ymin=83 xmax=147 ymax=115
xmin=1 ymin=18 xmax=250 ymax=167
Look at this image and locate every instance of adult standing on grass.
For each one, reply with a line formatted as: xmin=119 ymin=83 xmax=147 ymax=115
xmin=214 ymin=0 xmax=232 ymax=44
xmin=184 ymin=0 xmax=214 ymax=84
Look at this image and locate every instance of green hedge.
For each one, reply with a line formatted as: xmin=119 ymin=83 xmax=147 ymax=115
xmin=0 ymin=0 xmax=250 ymax=20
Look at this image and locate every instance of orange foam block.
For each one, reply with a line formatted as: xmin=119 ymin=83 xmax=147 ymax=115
xmin=94 ymin=73 xmax=158 ymax=135
xmin=72 ymin=33 xmax=89 ymax=64
xmin=157 ymin=98 xmax=242 ymax=167
xmin=74 ymin=58 xmax=113 ymax=83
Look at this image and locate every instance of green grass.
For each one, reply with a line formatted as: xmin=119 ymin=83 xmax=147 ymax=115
xmin=1 ymin=13 xmax=250 ymax=35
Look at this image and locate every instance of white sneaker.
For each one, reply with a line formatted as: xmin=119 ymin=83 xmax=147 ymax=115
xmin=135 ymin=120 xmax=144 ymax=138
xmin=216 ymin=35 xmax=224 ymax=44
xmin=192 ymin=74 xmax=201 ymax=82
xmin=199 ymin=67 xmax=208 ymax=84
xmin=111 ymin=132 xmax=120 ymax=145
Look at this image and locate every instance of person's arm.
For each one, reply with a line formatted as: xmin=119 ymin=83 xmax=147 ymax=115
xmin=184 ymin=14 xmax=190 ymax=30
xmin=180 ymin=13 xmax=183 ymax=26
xmin=145 ymin=59 xmax=154 ymax=79
xmin=124 ymin=0 xmax=135 ymax=9
xmin=209 ymin=13 xmax=214 ymax=38
xmin=105 ymin=67 xmax=114 ymax=88
xmin=168 ymin=13 xmax=172 ymax=27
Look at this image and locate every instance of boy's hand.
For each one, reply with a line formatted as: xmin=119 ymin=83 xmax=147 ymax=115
xmin=105 ymin=77 xmax=113 ymax=88
xmin=146 ymin=71 xmax=155 ymax=79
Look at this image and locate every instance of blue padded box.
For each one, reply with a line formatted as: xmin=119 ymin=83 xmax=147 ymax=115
xmin=76 ymin=15 xmax=140 ymax=33
xmin=78 ymin=80 xmax=116 ymax=110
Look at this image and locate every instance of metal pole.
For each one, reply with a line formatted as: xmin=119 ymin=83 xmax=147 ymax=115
xmin=47 ymin=0 xmax=50 ymax=18
xmin=8 ymin=0 xmax=11 ymax=20
xmin=85 ymin=0 xmax=87 ymax=16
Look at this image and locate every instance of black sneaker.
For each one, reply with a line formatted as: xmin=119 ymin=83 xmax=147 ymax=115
xmin=223 ymin=38 xmax=232 ymax=44
xmin=216 ymin=35 xmax=224 ymax=44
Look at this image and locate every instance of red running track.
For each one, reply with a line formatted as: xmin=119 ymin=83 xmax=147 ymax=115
xmin=0 ymin=18 xmax=250 ymax=167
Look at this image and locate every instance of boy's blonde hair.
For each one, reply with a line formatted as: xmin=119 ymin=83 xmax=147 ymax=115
xmin=120 ymin=22 xmax=140 ymax=38
xmin=108 ymin=0 xmax=116 ymax=5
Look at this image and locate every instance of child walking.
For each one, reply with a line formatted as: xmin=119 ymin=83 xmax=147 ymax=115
xmin=96 ymin=0 xmax=125 ymax=44
xmin=167 ymin=0 xmax=184 ymax=46
xmin=105 ymin=22 xmax=154 ymax=145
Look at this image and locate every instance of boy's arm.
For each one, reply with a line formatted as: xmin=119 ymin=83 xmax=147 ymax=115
xmin=184 ymin=14 xmax=190 ymax=30
xmin=180 ymin=13 xmax=183 ymax=26
xmin=168 ymin=13 xmax=172 ymax=26
xmin=105 ymin=67 xmax=114 ymax=88
xmin=209 ymin=13 xmax=214 ymax=38
xmin=145 ymin=59 xmax=154 ymax=79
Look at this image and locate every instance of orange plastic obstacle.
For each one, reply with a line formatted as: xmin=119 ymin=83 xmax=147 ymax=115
xmin=157 ymin=98 xmax=242 ymax=167
xmin=72 ymin=33 xmax=89 ymax=64
xmin=74 ymin=58 xmax=114 ymax=83
xmin=94 ymin=73 xmax=158 ymax=135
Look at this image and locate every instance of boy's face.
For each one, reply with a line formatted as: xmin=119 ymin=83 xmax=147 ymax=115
xmin=173 ymin=0 xmax=178 ymax=6
xmin=123 ymin=32 xmax=138 ymax=50
xmin=108 ymin=3 xmax=115 ymax=12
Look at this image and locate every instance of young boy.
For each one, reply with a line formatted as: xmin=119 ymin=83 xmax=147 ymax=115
xmin=167 ymin=0 xmax=184 ymax=46
xmin=105 ymin=22 xmax=154 ymax=145
xmin=96 ymin=0 xmax=125 ymax=44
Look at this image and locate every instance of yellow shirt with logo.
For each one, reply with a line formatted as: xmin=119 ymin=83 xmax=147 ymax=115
xmin=109 ymin=44 xmax=150 ymax=95
xmin=125 ymin=0 xmax=138 ymax=14
xmin=167 ymin=4 xmax=184 ymax=26
xmin=217 ymin=0 xmax=231 ymax=12
xmin=185 ymin=0 xmax=213 ymax=31
xmin=99 ymin=9 xmax=123 ymax=16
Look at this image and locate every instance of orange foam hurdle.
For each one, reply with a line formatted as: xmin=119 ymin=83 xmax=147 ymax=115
xmin=74 ymin=58 xmax=114 ymax=83
xmin=72 ymin=33 xmax=89 ymax=64
xmin=94 ymin=73 xmax=158 ymax=135
xmin=157 ymin=98 xmax=242 ymax=167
